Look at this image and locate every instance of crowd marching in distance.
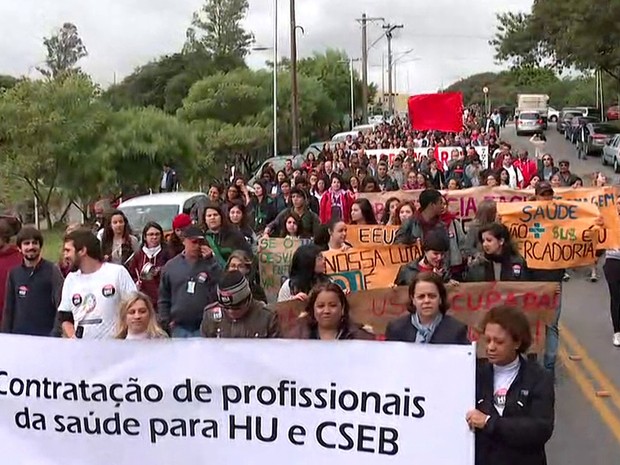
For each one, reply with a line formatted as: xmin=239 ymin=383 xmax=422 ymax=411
xmin=6 ymin=107 xmax=614 ymax=465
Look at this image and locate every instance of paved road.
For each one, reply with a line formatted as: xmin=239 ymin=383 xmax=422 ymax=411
xmin=501 ymin=123 xmax=620 ymax=463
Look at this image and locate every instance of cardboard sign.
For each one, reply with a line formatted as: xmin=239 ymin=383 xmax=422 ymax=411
xmin=257 ymin=237 xmax=312 ymax=303
xmin=497 ymin=200 xmax=601 ymax=269
xmin=346 ymin=224 xmax=399 ymax=247
xmin=274 ymin=282 xmax=559 ymax=355
xmin=323 ymin=244 xmax=422 ymax=290
xmin=360 ymin=186 xmax=620 ymax=247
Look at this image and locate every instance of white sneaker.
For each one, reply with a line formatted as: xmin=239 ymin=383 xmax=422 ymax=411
xmin=613 ymin=333 xmax=620 ymax=347
xmin=590 ymin=271 xmax=599 ymax=282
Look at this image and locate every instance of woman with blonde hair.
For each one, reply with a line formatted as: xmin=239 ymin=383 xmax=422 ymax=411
xmin=116 ymin=291 xmax=168 ymax=339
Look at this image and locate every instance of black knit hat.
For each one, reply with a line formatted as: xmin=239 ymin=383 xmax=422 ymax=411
xmin=217 ymin=270 xmax=252 ymax=307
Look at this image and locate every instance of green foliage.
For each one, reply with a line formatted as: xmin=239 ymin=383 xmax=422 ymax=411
xmin=37 ymin=22 xmax=88 ymax=79
xmin=185 ymin=0 xmax=254 ymax=62
xmin=492 ymin=0 xmax=620 ymax=80
xmin=0 ymin=75 xmax=19 ymax=91
xmin=103 ymin=51 xmax=218 ymax=113
xmin=445 ymin=67 xmax=619 ymax=110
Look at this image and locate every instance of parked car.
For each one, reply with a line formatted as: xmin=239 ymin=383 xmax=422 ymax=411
xmin=515 ymin=111 xmax=544 ymax=136
xmin=573 ymin=106 xmax=601 ymax=118
xmin=557 ymin=108 xmax=584 ymax=134
xmin=302 ymin=141 xmax=330 ymax=159
xmin=607 ymin=105 xmax=620 ymax=120
xmin=602 ymin=134 xmax=620 ymax=172
xmin=118 ymin=192 xmax=208 ymax=235
xmin=247 ymin=154 xmax=305 ymax=187
xmin=578 ymin=122 xmax=620 ymax=156
xmin=566 ymin=115 xmax=600 ymax=143
xmin=548 ymin=106 xmax=560 ymax=123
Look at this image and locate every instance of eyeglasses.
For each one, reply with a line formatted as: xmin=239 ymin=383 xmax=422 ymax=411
xmin=559 ymin=163 xmax=569 ymax=167
xmin=542 ymin=158 xmax=552 ymax=161
xmin=146 ymin=232 xmax=161 ymax=237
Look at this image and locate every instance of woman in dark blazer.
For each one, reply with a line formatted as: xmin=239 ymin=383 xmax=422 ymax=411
xmin=466 ymin=305 xmax=554 ymax=465
xmin=385 ymin=272 xmax=469 ymax=344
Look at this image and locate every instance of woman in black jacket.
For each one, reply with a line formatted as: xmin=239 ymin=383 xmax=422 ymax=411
xmin=464 ymin=222 xmax=529 ymax=282
xmin=385 ymin=272 xmax=469 ymax=344
xmin=466 ymin=305 xmax=554 ymax=465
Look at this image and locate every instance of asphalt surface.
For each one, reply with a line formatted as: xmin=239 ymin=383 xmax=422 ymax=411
xmin=501 ymin=123 xmax=620 ymax=463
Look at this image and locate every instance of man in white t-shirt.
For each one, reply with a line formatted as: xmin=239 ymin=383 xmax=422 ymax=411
xmin=58 ymin=229 xmax=136 ymax=339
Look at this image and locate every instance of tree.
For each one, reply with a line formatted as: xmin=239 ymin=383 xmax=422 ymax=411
xmin=0 ymin=75 xmax=107 ymax=228
xmin=37 ymin=22 xmax=88 ymax=79
xmin=491 ymin=0 xmax=620 ymax=81
xmin=184 ymin=0 xmax=254 ymax=64
xmin=0 ymin=75 xmax=18 ymax=92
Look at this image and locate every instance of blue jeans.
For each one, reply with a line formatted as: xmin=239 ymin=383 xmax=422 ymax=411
xmin=544 ymin=284 xmax=562 ymax=372
xmin=171 ymin=326 xmax=202 ymax=338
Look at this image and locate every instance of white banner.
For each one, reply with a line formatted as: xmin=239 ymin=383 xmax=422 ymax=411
xmin=0 ymin=336 xmax=475 ymax=465
xmin=365 ymin=146 xmax=489 ymax=169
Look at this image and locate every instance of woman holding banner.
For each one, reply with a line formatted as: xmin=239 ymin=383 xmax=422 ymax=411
xmin=464 ymin=223 xmax=529 ymax=282
xmin=385 ymin=272 xmax=469 ymax=344
xmin=467 ymin=305 xmax=554 ymax=465
xmin=286 ymin=283 xmax=374 ymax=340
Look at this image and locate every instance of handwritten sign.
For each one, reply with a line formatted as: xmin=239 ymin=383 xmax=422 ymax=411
xmin=323 ymin=244 xmax=422 ymax=290
xmin=274 ymin=282 xmax=559 ymax=355
xmin=497 ymin=200 xmax=600 ymax=269
xmin=360 ymin=186 xmax=620 ymax=247
xmin=257 ymin=237 xmax=312 ymax=303
xmin=346 ymin=224 xmax=399 ymax=247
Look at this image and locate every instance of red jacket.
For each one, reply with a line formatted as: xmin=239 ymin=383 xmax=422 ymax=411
xmin=513 ymin=158 xmax=538 ymax=187
xmin=127 ymin=248 xmax=170 ymax=306
xmin=0 ymin=245 xmax=22 ymax=327
xmin=319 ymin=190 xmax=353 ymax=224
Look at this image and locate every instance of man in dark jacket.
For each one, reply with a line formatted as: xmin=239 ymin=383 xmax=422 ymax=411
xmin=395 ymin=189 xmax=446 ymax=245
xmin=376 ymin=161 xmax=399 ymax=191
xmin=201 ymin=270 xmax=280 ymax=338
xmin=159 ymin=163 xmax=177 ymax=192
xmin=3 ymin=227 xmax=63 ymax=336
xmin=528 ymin=181 xmax=564 ymax=375
xmin=158 ymin=226 xmax=222 ymax=337
xmin=263 ymin=188 xmax=321 ymax=238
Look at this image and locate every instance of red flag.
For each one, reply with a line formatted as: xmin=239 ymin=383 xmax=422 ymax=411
xmin=408 ymin=92 xmax=464 ymax=133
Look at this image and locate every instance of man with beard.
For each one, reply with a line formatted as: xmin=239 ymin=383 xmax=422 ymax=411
xmin=3 ymin=227 xmax=64 ymax=335
xmin=57 ymin=228 xmax=136 ymax=339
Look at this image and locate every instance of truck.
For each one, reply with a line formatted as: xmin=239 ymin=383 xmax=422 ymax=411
xmin=516 ymin=94 xmax=550 ymax=128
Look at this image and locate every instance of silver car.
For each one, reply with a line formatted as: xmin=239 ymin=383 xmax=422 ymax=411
xmin=515 ymin=111 xmax=544 ymax=136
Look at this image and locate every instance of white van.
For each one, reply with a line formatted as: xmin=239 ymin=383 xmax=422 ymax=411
xmin=331 ymin=130 xmax=360 ymax=142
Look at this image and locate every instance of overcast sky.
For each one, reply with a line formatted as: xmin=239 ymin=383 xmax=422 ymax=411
xmin=0 ymin=0 xmax=533 ymax=93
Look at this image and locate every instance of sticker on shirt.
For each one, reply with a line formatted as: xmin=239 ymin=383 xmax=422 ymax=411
xmin=210 ymin=305 xmax=223 ymax=322
xmin=18 ymin=286 xmax=28 ymax=298
xmin=494 ymin=387 xmax=508 ymax=410
xmin=512 ymin=264 xmax=522 ymax=278
xmin=102 ymin=284 xmax=116 ymax=298
xmin=197 ymin=272 xmax=208 ymax=284
xmin=72 ymin=294 xmax=83 ymax=306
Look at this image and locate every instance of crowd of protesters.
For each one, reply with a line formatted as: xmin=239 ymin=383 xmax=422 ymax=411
xmin=5 ymin=109 xmax=612 ymax=464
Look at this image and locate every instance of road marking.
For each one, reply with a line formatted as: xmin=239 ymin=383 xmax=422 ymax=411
xmin=560 ymin=323 xmax=620 ymax=412
xmin=558 ymin=345 xmax=620 ymax=443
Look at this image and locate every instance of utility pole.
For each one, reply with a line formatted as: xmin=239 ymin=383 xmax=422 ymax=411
xmin=383 ymin=23 xmax=403 ymax=116
xmin=356 ymin=14 xmax=384 ymax=123
xmin=290 ymin=0 xmax=300 ymax=156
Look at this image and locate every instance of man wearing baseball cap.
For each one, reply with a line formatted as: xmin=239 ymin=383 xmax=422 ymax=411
xmin=529 ymin=179 xmax=563 ymax=377
xmin=158 ymin=225 xmax=221 ymax=337
xmin=201 ymin=270 xmax=280 ymax=338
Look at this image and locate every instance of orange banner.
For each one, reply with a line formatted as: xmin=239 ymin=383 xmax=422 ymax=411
xmin=274 ymin=282 xmax=559 ymax=355
xmin=497 ymin=200 xmax=600 ymax=269
xmin=359 ymin=186 xmax=620 ymax=248
xmin=346 ymin=224 xmax=399 ymax=247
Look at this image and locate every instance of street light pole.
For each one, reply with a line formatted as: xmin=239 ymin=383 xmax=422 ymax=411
xmin=273 ymin=0 xmax=278 ymax=157
xmin=383 ymin=23 xmax=403 ymax=116
xmin=290 ymin=0 xmax=300 ymax=156
xmin=356 ymin=14 xmax=384 ymax=123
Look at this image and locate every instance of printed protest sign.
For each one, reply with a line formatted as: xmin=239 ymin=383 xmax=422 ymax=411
xmin=497 ymin=200 xmax=601 ymax=269
xmin=323 ymin=244 xmax=422 ymax=290
xmin=364 ymin=146 xmax=488 ymax=169
xmin=0 ymin=337 xmax=475 ymax=465
xmin=257 ymin=237 xmax=311 ymax=302
xmin=274 ymin=282 xmax=558 ymax=355
xmin=346 ymin=225 xmax=399 ymax=247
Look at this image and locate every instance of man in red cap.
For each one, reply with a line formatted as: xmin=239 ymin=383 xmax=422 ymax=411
xmin=168 ymin=214 xmax=193 ymax=259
